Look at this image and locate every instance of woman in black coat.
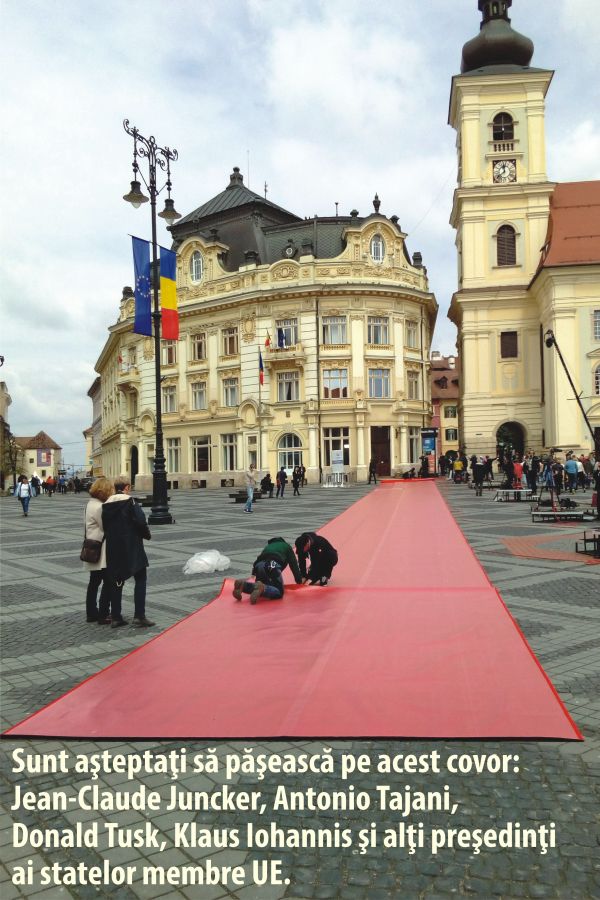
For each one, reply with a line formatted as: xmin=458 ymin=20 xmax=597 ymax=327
xmin=295 ymin=531 xmax=338 ymax=585
xmin=102 ymin=477 xmax=154 ymax=628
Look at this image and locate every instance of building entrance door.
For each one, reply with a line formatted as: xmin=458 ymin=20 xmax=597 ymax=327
xmin=370 ymin=426 xmax=391 ymax=476
xmin=130 ymin=446 xmax=139 ymax=485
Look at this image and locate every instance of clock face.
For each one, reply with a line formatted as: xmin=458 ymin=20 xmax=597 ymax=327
xmin=493 ymin=159 xmax=517 ymax=183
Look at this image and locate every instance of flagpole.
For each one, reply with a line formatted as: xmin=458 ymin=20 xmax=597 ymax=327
xmin=258 ymin=344 xmax=262 ymax=472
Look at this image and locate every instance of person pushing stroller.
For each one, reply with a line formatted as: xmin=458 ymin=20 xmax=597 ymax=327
xmin=295 ymin=531 xmax=338 ymax=586
xmin=233 ymin=536 xmax=303 ymax=604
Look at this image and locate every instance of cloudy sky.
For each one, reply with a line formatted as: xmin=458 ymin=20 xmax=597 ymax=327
xmin=2 ymin=0 xmax=599 ymax=468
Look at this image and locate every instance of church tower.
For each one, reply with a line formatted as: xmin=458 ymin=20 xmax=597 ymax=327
xmin=448 ymin=0 xmax=554 ymax=457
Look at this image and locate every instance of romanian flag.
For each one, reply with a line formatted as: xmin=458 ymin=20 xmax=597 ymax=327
xmin=265 ymin=331 xmax=271 ymax=348
xmin=259 ymin=350 xmax=264 ymax=386
xmin=132 ymin=237 xmax=152 ymax=336
xmin=160 ymin=247 xmax=178 ymax=340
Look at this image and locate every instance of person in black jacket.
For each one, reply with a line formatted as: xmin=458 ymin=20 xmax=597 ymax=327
xmin=102 ymin=476 xmax=154 ymax=628
xmin=233 ymin=536 xmax=303 ymax=603
xmin=295 ymin=531 xmax=338 ymax=586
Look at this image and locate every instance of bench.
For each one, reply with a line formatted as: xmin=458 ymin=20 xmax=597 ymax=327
xmin=494 ymin=489 xmax=536 ymax=502
xmin=531 ymin=508 xmax=586 ymax=522
xmin=468 ymin=480 xmax=502 ymax=490
xmin=575 ymin=529 xmax=600 ymax=558
xmin=228 ymin=491 xmax=264 ymax=503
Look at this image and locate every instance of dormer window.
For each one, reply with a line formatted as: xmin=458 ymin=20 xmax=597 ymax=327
xmin=190 ymin=251 xmax=203 ymax=282
xmin=370 ymin=234 xmax=385 ymax=263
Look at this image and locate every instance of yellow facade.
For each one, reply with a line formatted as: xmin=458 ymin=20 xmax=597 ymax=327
xmin=95 ymin=217 xmax=437 ymax=487
xmin=448 ymin=63 xmax=555 ymax=456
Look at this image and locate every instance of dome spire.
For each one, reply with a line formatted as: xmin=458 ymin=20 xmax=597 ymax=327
xmin=461 ymin=0 xmax=534 ymax=73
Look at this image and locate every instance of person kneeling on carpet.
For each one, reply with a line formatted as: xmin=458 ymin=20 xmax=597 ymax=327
xmin=294 ymin=531 xmax=338 ymax=586
xmin=233 ymin=536 xmax=303 ymax=603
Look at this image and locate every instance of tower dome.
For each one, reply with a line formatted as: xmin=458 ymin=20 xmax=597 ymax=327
xmin=461 ymin=0 xmax=534 ymax=73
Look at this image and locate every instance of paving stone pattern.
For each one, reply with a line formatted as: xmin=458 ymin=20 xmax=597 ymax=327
xmin=1 ymin=483 xmax=599 ymax=900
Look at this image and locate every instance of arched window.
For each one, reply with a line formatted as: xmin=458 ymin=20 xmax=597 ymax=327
xmin=370 ymin=234 xmax=385 ymax=263
xmin=190 ymin=251 xmax=203 ymax=282
xmin=278 ymin=433 xmax=303 ymax=471
xmin=595 ymin=364 xmax=600 ymax=396
xmin=497 ymin=225 xmax=517 ymax=266
xmin=493 ymin=112 xmax=514 ymax=142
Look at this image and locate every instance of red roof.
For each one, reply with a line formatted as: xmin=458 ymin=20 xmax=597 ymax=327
xmin=539 ymin=182 xmax=600 ymax=270
xmin=14 ymin=430 xmax=62 ymax=450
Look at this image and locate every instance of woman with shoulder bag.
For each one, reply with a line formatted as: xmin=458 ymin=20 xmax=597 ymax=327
xmin=82 ymin=477 xmax=114 ymax=623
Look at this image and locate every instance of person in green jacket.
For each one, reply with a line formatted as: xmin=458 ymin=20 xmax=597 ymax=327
xmin=233 ymin=536 xmax=303 ymax=604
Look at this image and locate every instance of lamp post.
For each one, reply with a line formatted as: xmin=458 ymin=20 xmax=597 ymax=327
xmin=544 ymin=329 xmax=600 ymax=457
xmin=123 ymin=120 xmax=181 ymax=524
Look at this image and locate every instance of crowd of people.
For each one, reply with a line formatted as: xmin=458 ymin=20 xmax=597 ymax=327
xmin=442 ymin=448 xmax=600 ymax=515
xmin=244 ymin=464 xmax=307 ymax=511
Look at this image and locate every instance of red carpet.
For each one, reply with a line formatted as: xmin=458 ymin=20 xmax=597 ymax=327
xmin=4 ymin=483 xmax=581 ymax=740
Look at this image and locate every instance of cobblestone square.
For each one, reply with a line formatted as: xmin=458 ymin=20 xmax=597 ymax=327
xmin=1 ymin=483 xmax=599 ymax=899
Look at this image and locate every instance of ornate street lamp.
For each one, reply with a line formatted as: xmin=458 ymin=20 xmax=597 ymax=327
xmin=123 ymin=120 xmax=181 ymax=524
xmin=544 ymin=329 xmax=600 ymax=456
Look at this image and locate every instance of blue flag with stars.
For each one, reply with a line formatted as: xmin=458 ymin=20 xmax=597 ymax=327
xmin=132 ymin=236 xmax=152 ymax=336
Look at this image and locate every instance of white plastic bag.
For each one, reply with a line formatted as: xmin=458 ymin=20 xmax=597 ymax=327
xmin=183 ymin=549 xmax=231 ymax=575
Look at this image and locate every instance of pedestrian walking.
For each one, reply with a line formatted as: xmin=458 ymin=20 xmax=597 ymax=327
xmin=46 ymin=475 xmax=56 ymax=496
xmin=294 ymin=531 xmax=338 ymax=585
xmin=292 ymin=466 xmax=302 ymax=496
xmin=15 ymin=477 xmax=34 ymax=516
xmin=300 ymin=464 xmax=307 ymax=486
xmin=276 ymin=466 xmax=287 ymax=498
xmin=368 ymin=458 xmax=377 ymax=484
xmin=102 ymin=476 xmax=155 ymax=628
xmin=473 ymin=457 xmax=486 ymax=496
xmin=232 ymin=535 xmax=303 ymax=603
xmin=82 ymin=477 xmax=114 ymax=623
xmin=244 ymin=462 xmax=258 ymax=513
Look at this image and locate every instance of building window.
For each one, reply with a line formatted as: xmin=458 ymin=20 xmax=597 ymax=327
xmin=594 ymin=310 xmax=600 ymax=341
xmin=500 ymin=331 xmax=518 ymax=359
xmin=278 ymin=433 xmax=303 ymax=470
xmin=222 ymin=433 xmax=237 ymax=471
xmin=162 ymin=385 xmax=177 ymax=413
xmin=161 ymin=340 xmax=177 ymax=366
xmin=370 ymin=234 xmax=385 ymax=263
xmin=128 ymin=392 xmax=138 ymax=419
xmin=190 ymin=251 xmax=203 ymax=282
xmin=322 ymin=316 xmax=347 ymax=344
xmin=407 ymin=371 xmax=420 ymax=400
xmin=191 ymin=332 xmax=206 ymax=361
xmin=166 ymin=438 xmax=181 ymax=473
xmin=493 ymin=112 xmax=514 ymax=142
xmin=191 ymin=436 xmax=211 ymax=472
xmin=368 ymin=368 xmax=390 ymax=399
xmin=405 ymin=320 xmax=419 ymax=349
xmin=444 ymin=405 xmax=457 ymax=418
xmin=322 ymin=368 xmax=348 ymax=399
xmin=277 ymin=371 xmax=300 ymax=402
xmin=497 ymin=225 xmax=517 ymax=266
xmin=367 ymin=316 xmax=389 ymax=345
xmin=222 ymin=327 xmax=239 ymax=356
xmin=275 ymin=318 xmax=298 ymax=347
xmin=323 ymin=427 xmax=350 ymax=466
xmin=191 ymin=381 xmax=207 ymax=410
xmin=445 ymin=428 xmax=459 ymax=441
xmin=595 ymin=364 xmax=600 ymax=396
xmin=408 ymin=427 xmax=420 ymax=464
xmin=223 ymin=377 xmax=239 ymax=407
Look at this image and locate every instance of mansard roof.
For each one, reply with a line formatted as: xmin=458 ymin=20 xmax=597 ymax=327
xmin=175 ymin=167 xmax=299 ymax=227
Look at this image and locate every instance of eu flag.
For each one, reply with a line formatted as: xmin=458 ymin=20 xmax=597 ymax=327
xmin=132 ymin=237 xmax=152 ymax=336
xmin=277 ymin=327 xmax=286 ymax=349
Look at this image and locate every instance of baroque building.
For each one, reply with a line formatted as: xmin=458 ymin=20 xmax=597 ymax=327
xmin=95 ymin=170 xmax=437 ymax=487
xmin=449 ymin=0 xmax=600 ymax=458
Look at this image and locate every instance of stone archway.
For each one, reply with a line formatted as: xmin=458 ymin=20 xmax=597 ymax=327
xmin=496 ymin=421 xmax=525 ymax=458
